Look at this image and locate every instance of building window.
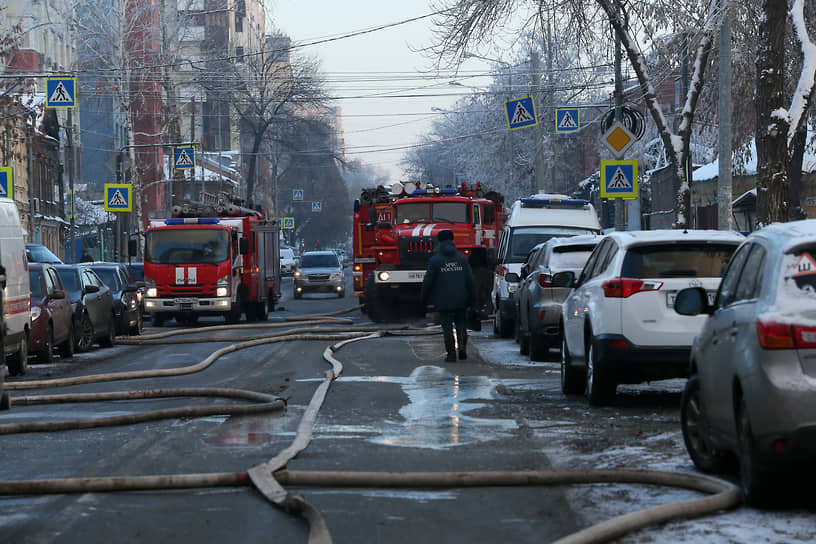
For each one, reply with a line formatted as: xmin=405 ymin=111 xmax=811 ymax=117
xmin=236 ymin=46 xmax=244 ymax=58
xmin=235 ymin=16 xmax=243 ymax=33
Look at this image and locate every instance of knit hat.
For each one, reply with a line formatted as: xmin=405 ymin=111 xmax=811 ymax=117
xmin=437 ymin=230 xmax=454 ymax=242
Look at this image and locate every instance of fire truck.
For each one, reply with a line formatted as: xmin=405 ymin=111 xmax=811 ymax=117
xmin=352 ymin=182 xmax=505 ymax=324
xmin=143 ymin=201 xmax=280 ymax=326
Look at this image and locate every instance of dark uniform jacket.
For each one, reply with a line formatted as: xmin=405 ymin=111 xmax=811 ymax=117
xmin=421 ymin=240 xmax=476 ymax=312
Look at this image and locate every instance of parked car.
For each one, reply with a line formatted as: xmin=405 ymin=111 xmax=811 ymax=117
xmin=125 ymin=261 xmax=147 ymax=316
xmin=25 ymin=243 xmax=63 ymax=264
xmin=2 ymin=198 xmax=31 ymax=378
xmin=280 ymin=246 xmax=297 ymax=275
xmin=88 ymin=262 xmax=143 ymax=335
xmin=674 ymin=219 xmax=816 ymax=506
xmin=28 ymin=263 xmax=75 ymax=362
xmin=53 ymin=264 xmax=117 ymax=351
xmin=556 ymin=229 xmax=744 ymax=405
xmin=516 ymin=235 xmax=600 ymax=361
xmin=294 ymin=251 xmax=344 ymax=298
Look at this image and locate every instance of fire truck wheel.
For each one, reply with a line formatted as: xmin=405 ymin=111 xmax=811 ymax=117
xmin=364 ymin=273 xmax=388 ymax=323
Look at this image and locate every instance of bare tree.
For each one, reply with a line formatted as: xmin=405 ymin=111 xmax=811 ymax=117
xmin=430 ymin=0 xmax=721 ymax=227
xmin=200 ymin=34 xmax=328 ymax=207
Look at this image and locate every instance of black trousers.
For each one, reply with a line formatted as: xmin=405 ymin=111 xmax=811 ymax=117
xmin=438 ymin=308 xmax=467 ymax=352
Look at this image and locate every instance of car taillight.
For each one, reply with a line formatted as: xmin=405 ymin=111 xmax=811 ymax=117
xmin=601 ymin=277 xmax=663 ymax=298
xmin=756 ymin=319 xmax=816 ymax=349
xmin=537 ymin=273 xmax=553 ymax=287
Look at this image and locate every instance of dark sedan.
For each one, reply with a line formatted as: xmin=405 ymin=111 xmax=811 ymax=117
xmin=88 ymin=262 xmax=143 ymax=335
xmin=29 ymin=263 xmax=75 ymax=362
xmin=53 ymin=264 xmax=117 ymax=351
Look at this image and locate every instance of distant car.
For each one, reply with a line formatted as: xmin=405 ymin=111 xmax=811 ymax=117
xmin=25 ymin=243 xmax=63 ymax=264
xmin=557 ymin=229 xmax=744 ymax=405
xmin=294 ymin=251 xmax=344 ymax=298
xmin=53 ymin=264 xmax=117 ymax=351
xmin=28 ymin=263 xmax=75 ymax=363
xmin=125 ymin=262 xmax=146 ymax=316
xmin=88 ymin=262 xmax=143 ymax=335
xmin=516 ymin=235 xmax=600 ymax=361
xmin=280 ymin=246 xmax=296 ymax=275
xmin=674 ymin=219 xmax=816 ymax=506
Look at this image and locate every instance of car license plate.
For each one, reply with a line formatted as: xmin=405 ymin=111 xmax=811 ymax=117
xmin=174 ymin=298 xmax=195 ymax=305
xmin=666 ymin=291 xmax=716 ymax=307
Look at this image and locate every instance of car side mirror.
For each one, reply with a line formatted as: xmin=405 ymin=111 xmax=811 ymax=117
xmin=674 ymin=287 xmax=713 ymax=316
xmin=505 ymin=272 xmax=520 ymax=283
xmin=85 ymin=284 xmax=100 ymax=294
xmin=135 ymin=281 xmax=145 ymax=289
xmin=239 ymin=237 xmax=249 ymax=255
xmin=51 ymin=290 xmax=66 ymax=300
xmin=551 ymin=271 xmax=575 ymax=288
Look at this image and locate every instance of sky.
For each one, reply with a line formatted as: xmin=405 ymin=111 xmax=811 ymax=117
xmin=269 ymin=0 xmax=503 ymax=183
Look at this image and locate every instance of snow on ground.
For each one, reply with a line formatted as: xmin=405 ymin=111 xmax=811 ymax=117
xmin=471 ymin=330 xmax=816 ymax=543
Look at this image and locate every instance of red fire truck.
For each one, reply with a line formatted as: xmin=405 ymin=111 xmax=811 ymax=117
xmin=353 ymin=182 xmax=505 ymax=325
xmin=143 ymin=202 xmax=280 ymax=326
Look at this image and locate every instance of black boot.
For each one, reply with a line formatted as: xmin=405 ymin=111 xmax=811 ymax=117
xmin=444 ymin=334 xmax=457 ymax=362
xmin=457 ymin=327 xmax=468 ymax=360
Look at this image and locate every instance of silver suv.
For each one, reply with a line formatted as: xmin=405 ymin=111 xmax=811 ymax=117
xmin=675 ymin=220 xmax=816 ymax=506
xmin=294 ymin=251 xmax=344 ymax=298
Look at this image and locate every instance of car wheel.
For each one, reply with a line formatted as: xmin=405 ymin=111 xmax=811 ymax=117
xmin=529 ymin=333 xmax=550 ymax=362
xmin=519 ymin=330 xmax=530 ymax=355
xmin=560 ymin=332 xmax=586 ymax=395
xmin=737 ymin=398 xmax=777 ymax=506
xmin=493 ymin=303 xmax=513 ymax=338
xmin=58 ymin=324 xmax=75 ymax=358
xmin=7 ymin=332 xmax=28 ymax=376
xmin=130 ymin=312 xmax=143 ymax=336
xmin=76 ymin=313 xmax=94 ymax=352
xmin=584 ymin=336 xmax=615 ymax=406
xmin=99 ymin=316 xmax=116 ymax=348
xmin=37 ymin=323 xmax=54 ymax=364
xmin=681 ymin=375 xmax=730 ymax=473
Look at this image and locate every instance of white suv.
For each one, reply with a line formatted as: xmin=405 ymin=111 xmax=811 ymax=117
xmin=556 ymin=229 xmax=744 ymax=405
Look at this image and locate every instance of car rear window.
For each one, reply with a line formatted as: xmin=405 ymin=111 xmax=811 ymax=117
xmin=549 ymin=245 xmax=597 ymax=270
xmin=301 ymin=254 xmax=339 ymax=268
xmin=620 ymin=243 xmax=737 ymax=279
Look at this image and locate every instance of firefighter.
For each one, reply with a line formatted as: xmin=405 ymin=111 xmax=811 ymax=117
xmin=421 ymin=229 xmax=476 ymax=362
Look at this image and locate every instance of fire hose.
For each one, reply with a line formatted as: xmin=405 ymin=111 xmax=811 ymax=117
xmin=0 ymin=311 xmax=742 ymax=543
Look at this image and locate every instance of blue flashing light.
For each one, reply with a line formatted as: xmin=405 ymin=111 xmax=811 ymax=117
xmin=164 ymin=217 xmax=221 ymax=225
xmin=441 ymin=189 xmax=457 ymax=194
xmin=198 ymin=218 xmax=220 ymax=224
xmin=164 ymin=218 xmax=183 ymax=225
xmin=412 ymin=189 xmax=428 ymax=195
xmin=520 ymin=198 xmax=589 ymax=208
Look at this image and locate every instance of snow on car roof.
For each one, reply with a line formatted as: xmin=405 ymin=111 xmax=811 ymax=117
xmin=607 ymin=229 xmax=745 ymax=248
xmin=749 ymin=219 xmax=816 ymax=252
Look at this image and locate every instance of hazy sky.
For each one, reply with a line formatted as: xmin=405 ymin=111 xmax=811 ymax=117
xmin=269 ymin=1 xmax=499 ymax=182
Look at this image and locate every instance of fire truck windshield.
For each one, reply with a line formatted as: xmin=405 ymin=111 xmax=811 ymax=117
xmin=145 ymin=228 xmax=230 ymax=264
xmin=394 ymin=202 xmax=469 ymax=224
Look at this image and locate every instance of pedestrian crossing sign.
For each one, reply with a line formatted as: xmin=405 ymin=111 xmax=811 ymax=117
xmin=556 ymin=108 xmax=580 ymax=133
xmin=312 ymin=201 xmax=322 ymax=212
xmin=0 ymin=167 xmax=12 ymax=199
xmin=282 ymin=217 xmax=295 ymax=229
xmin=104 ymin=183 xmax=133 ymax=212
xmin=46 ymin=78 xmax=77 ymax=108
xmin=504 ymin=96 xmax=538 ymax=130
xmin=600 ymin=160 xmax=638 ymax=200
xmin=173 ymin=146 xmax=196 ymax=170
xmin=293 ymin=189 xmax=304 ymax=201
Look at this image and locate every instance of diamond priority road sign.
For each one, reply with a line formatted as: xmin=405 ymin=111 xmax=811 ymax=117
xmin=600 ymin=160 xmax=638 ymax=200
xmin=601 ymin=120 xmax=636 ymax=158
xmin=504 ymin=96 xmax=538 ymax=130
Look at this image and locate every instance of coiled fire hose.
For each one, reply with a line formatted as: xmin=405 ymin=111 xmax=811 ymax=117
xmin=0 ymin=309 xmax=742 ymax=543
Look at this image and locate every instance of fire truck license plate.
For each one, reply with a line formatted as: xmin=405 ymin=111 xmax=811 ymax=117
xmin=174 ymin=298 xmax=195 ymax=305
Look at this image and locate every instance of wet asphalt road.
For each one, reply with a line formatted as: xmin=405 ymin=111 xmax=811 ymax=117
xmin=0 ymin=273 xmax=673 ymax=543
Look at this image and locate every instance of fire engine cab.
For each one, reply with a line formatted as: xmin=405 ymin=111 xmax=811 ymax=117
xmin=353 ymin=182 xmax=505 ymax=325
xmin=143 ymin=202 xmax=280 ymax=325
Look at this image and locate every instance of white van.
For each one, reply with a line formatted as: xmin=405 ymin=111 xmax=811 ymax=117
xmin=0 ymin=197 xmax=31 ymax=390
xmin=492 ymin=194 xmax=601 ymax=337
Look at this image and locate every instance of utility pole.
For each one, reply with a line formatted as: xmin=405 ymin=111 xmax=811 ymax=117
xmin=67 ymin=108 xmax=75 ymax=263
xmin=718 ymin=0 xmax=733 ymax=230
xmin=546 ymin=13 xmax=556 ymax=193
xmin=531 ymin=50 xmax=546 ymax=194
xmin=614 ymin=6 xmax=626 ymax=232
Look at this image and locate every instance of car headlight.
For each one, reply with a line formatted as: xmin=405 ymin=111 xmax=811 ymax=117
xmin=146 ymin=287 xmax=157 ymax=297
xmin=330 ymin=273 xmax=343 ymax=281
xmin=216 ymin=275 xmax=230 ymax=297
xmin=31 ymin=306 xmax=42 ymax=321
xmin=378 ymin=271 xmax=390 ymax=281
xmin=508 ymin=284 xmax=518 ymax=293
xmin=216 ymin=287 xmax=228 ymax=297
xmin=294 ymin=270 xmax=302 ymax=278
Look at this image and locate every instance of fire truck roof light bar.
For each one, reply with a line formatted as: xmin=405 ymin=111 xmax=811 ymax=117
xmin=411 ymin=189 xmax=458 ymax=196
xmin=164 ymin=218 xmax=221 ymax=225
xmin=520 ymin=198 xmax=590 ymax=208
